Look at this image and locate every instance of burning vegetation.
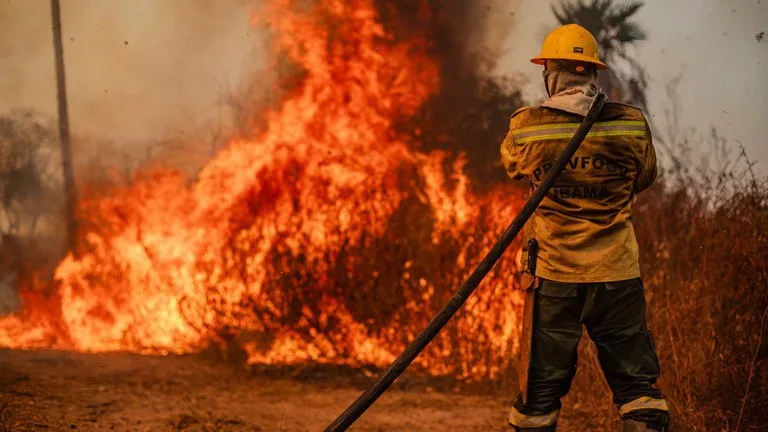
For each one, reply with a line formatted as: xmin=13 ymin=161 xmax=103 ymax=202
xmin=0 ymin=0 xmax=525 ymax=381
xmin=1 ymin=0 xmax=766 ymax=430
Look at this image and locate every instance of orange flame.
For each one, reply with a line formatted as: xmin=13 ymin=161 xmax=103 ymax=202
xmin=0 ymin=0 xmax=525 ymax=381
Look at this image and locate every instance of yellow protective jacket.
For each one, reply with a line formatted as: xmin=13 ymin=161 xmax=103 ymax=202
xmin=500 ymin=102 xmax=657 ymax=283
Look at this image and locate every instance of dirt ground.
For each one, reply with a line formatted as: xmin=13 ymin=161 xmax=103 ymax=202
xmin=0 ymin=349 xmax=517 ymax=432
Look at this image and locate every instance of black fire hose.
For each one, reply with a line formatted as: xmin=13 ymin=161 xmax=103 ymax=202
xmin=325 ymin=92 xmax=607 ymax=432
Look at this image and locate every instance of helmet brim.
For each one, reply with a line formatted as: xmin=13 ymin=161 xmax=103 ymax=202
xmin=531 ymin=55 xmax=608 ymax=70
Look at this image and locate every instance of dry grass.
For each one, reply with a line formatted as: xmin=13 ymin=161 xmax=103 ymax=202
xmin=4 ymin=85 xmax=766 ymax=432
xmin=7 ymin=142 xmax=765 ymax=431
xmin=197 ymin=129 xmax=768 ymax=429
xmin=559 ymin=148 xmax=768 ymax=430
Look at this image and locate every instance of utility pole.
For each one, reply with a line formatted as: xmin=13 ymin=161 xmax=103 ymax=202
xmin=50 ymin=0 xmax=78 ymax=255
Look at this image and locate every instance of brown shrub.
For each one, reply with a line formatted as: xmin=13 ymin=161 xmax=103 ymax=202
xmin=559 ymin=164 xmax=768 ymax=430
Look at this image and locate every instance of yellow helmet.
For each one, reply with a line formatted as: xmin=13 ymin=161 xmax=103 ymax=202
xmin=531 ymin=24 xmax=607 ymax=70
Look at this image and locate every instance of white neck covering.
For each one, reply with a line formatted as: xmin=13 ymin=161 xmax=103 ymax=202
xmin=540 ymin=60 xmax=599 ymax=117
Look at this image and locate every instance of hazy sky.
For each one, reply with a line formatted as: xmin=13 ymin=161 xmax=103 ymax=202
xmin=0 ymin=0 xmax=260 ymax=143
xmin=0 ymin=0 xmax=766 ymax=175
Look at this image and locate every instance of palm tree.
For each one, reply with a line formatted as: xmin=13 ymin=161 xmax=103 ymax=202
xmin=551 ymin=0 xmax=648 ymax=108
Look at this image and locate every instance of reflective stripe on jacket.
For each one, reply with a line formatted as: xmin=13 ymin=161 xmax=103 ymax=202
xmin=500 ymin=102 xmax=657 ymax=282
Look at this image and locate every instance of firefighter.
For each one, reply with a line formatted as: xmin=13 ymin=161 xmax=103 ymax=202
xmin=500 ymin=24 xmax=669 ymax=432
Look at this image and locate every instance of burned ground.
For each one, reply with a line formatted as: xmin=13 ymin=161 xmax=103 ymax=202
xmin=0 ymin=349 xmax=512 ymax=432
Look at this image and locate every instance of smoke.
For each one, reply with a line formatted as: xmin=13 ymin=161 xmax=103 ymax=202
xmin=0 ymin=0 xmax=270 ymax=146
xmin=0 ymin=0 xmax=525 ymax=184
xmin=0 ymin=0 xmax=280 ymax=270
xmin=372 ymin=0 xmax=526 ymax=186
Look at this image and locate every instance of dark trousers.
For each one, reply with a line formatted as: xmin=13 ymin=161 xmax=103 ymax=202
xmin=515 ymin=278 xmax=664 ymax=416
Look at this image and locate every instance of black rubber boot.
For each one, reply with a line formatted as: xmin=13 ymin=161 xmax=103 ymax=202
xmin=621 ymin=409 xmax=669 ymax=432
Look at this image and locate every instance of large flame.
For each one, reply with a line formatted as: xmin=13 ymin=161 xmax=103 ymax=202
xmin=1 ymin=0 xmax=525 ymax=381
